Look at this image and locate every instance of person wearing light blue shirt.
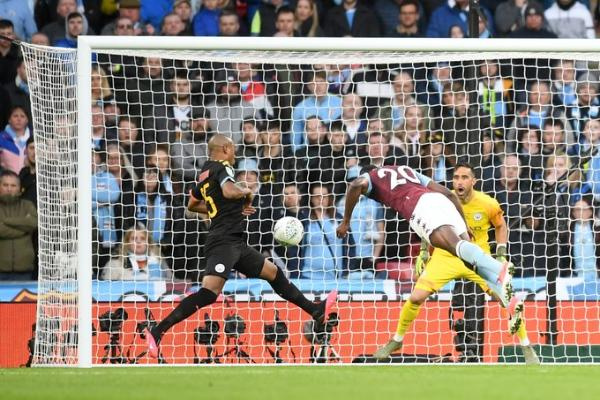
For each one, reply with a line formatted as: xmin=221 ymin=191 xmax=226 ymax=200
xmin=0 ymin=0 xmax=37 ymax=41
xmin=92 ymin=156 xmax=121 ymax=248
xmin=337 ymin=168 xmax=385 ymax=279
xmin=300 ymin=184 xmax=345 ymax=280
xmin=291 ymin=70 xmax=342 ymax=151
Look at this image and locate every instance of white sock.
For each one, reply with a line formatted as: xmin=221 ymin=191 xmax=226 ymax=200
xmin=393 ymin=333 xmax=404 ymax=342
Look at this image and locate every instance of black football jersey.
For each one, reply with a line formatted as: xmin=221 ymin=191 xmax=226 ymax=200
xmin=191 ymin=160 xmax=245 ymax=238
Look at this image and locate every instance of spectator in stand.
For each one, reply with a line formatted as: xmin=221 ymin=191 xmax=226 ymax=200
xmin=30 ymin=32 xmax=50 ymax=46
xmin=424 ymin=62 xmax=452 ymax=114
xmin=171 ymin=107 xmax=213 ymax=185
xmin=91 ymin=103 xmax=117 ymax=150
xmin=585 ymin=126 xmax=600 ymax=201
xmin=238 ymin=118 xmax=263 ymax=160
xmin=568 ymin=197 xmax=600 ymax=290
xmin=427 ymin=0 xmax=493 ymax=38
xmin=117 ymin=118 xmax=145 ymax=181
xmin=337 ymin=165 xmax=385 ymax=279
xmin=105 ymin=142 xmax=136 ymax=239
xmin=509 ymin=81 xmax=572 ymax=149
xmin=388 ymin=70 xmax=419 ymax=130
xmin=92 ymin=149 xmax=120 ymax=269
xmin=449 ymin=24 xmax=466 ymax=37
xmin=516 ymin=126 xmax=544 ymax=181
xmin=301 ymin=183 xmax=347 ymax=280
xmin=161 ymin=13 xmax=186 ymax=36
xmin=54 ymin=12 xmax=88 ymax=48
xmin=0 ymin=106 xmax=30 ymax=174
xmin=173 ymin=0 xmax=194 ymax=35
xmin=295 ymin=0 xmax=322 ymax=37
xmin=192 ymin=0 xmax=221 ymax=36
xmin=235 ymin=62 xmax=273 ymax=117
xmin=324 ymin=0 xmax=381 ymax=37
xmin=291 ymin=70 xmax=342 ymax=151
xmin=40 ymin=0 xmax=77 ymax=44
xmin=147 ymin=144 xmax=175 ymax=194
xmin=552 ymin=59 xmax=577 ymax=107
xmin=206 ymin=71 xmax=256 ymax=145
xmin=567 ymin=72 xmax=600 ymax=139
xmin=141 ymin=0 xmax=173 ymax=33
xmin=125 ymin=57 xmax=167 ymax=120
xmin=440 ymin=81 xmax=487 ymax=166
xmin=545 ymin=0 xmax=594 ymax=39
xmin=102 ymin=0 xmax=154 ymax=36
xmin=0 ymin=20 xmax=19 ymax=86
xmin=3 ymin=57 xmax=31 ymax=120
xmin=273 ymin=6 xmax=298 ymax=37
xmin=365 ymin=131 xmax=403 ymax=167
xmin=257 ymin=119 xmax=295 ymax=194
xmin=390 ymin=0 xmax=424 ymax=37
xmin=0 ymin=0 xmax=37 ymax=41
xmin=251 ymin=0 xmax=285 ymax=37
xmin=508 ymin=2 xmax=557 ymax=38
xmin=147 ymin=71 xmax=201 ymax=146
xmin=294 ymin=115 xmax=332 ymax=186
xmin=570 ymin=117 xmax=600 ymax=158
xmin=389 ymin=103 xmax=428 ymax=170
xmin=421 ymin=131 xmax=455 ymax=185
xmin=91 ymin=64 xmax=113 ymax=106
xmin=477 ymin=59 xmax=511 ymax=128
xmin=0 ymin=170 xmax=37 ymax=281
xmin=219 ymin=10 xmax=241 ymax=36
xmin=132 ymin=166 xmax=178 ymax=257
xmin=495 ymin=0 xmax=540 ymax=37
xmin=101 ymin=227 xmax=171 ymax=281
xmin=271 ymin=183 xmax=308 ymax=277
xmin=341 ymin=93 xmax=367 ymax=144
xmin=19 ymin=137 xmax=36 ymax=207
xmin=326 ymin=121 xmax=359 ymax=198
xmin=541 ymin=119 xmax=569 ymax=163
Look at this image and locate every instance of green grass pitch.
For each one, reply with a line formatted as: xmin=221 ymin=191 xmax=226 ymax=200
xmin=2 ymin=365 xmax=598 ymax=400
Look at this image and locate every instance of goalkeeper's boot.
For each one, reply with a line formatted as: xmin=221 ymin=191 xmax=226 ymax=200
xmin=373 ymin=338 xmax=403 ymax=361
xmin=508 ymin=296 xmax=524 ymax=335
xmin=497 ymin=261 xmax=515 ymax=308
xmin=143 ymin=328 xmax=160 ymax=359
xmin=313 ymin=290 xmax=338 ymax=325
xmin=522 ymin=345 xmax=540 ymax=365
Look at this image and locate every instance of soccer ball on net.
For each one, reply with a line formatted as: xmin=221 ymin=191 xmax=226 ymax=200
xmin=273 ymin=216 xmax=304 ymax=247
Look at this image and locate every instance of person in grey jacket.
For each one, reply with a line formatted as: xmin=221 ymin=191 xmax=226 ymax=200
xmin=170 ymin=107 xmax=213 ymax=185
xmin=495 ymin=0 xmax=545 ymax=37
xmin=0 ymin=170 xmax=37 ymax=280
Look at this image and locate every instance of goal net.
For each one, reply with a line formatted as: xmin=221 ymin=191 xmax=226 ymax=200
xmin=23 ymin=37 xmax=600 ymax=366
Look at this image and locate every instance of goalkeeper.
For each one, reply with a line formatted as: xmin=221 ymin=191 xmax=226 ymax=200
xmin=375 ymin=163 xmax=539 ymax=364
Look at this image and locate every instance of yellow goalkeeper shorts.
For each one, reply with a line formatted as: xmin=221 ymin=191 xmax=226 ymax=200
xmin=415 ymin=252 xmax=491 ymax=294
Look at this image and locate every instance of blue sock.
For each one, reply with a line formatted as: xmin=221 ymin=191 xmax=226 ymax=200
xmin=456 ymin=240 xmax=504 ymax=284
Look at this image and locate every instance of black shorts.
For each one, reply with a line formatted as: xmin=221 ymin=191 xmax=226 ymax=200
xmin=204 ymin=239 xmax=266 ymax=279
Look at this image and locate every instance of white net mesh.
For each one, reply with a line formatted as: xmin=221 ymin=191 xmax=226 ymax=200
xmin=24 ymin=40 xmax=600 ymax=365
xmin=21 ymin=44 xmax=79 ymax=365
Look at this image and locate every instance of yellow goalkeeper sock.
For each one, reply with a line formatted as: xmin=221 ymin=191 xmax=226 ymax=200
xmin=394 ymin=299 xmax=421 ymax=341
xmin=516 ymin=323 xmax=530 ymax=346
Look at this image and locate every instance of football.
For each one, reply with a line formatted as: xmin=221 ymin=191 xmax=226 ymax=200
xmin=273 ymin=216 xmax=304 ymax=247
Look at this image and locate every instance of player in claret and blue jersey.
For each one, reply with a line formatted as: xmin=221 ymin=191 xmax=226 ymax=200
xmin=336 ymin=164 xmax=521 ymax=360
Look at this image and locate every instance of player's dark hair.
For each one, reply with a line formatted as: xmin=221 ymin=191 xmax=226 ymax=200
xmin=360 ymin=164 xmax=378 ymax=175
xmin=454 ymin=162 xmax=475 ymax=176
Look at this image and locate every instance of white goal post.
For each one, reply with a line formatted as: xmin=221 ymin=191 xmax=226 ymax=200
xmin=22 ymin=36 xmax=600 ymax=367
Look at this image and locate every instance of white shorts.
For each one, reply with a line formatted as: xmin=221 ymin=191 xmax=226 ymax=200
xmin=409 ymin=192 xmax=468 ymax=242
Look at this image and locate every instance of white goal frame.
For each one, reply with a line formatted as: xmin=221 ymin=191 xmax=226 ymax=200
xmin=73 ymin=36 xmax=600 ymax=367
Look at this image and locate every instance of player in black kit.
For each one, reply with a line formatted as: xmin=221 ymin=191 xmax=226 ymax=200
xmin=145 ymin=134 xmax=337 ymax=358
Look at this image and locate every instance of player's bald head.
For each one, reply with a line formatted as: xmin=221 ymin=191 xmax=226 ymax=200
xmin=208 ymin=134 xmax=233 ymax=154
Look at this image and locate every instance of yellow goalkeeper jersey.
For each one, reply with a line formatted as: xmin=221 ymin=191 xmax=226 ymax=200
xmin=435 ymin=190 xmax=504 ymax=258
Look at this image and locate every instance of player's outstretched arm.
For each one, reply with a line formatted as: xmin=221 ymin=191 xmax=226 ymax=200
xmin=222 ymin=181 xmax=256 ymax=215
xmin=337 ymin=177 xmax=369 ymax=238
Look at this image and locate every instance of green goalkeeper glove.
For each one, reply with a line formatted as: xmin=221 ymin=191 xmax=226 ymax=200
xmin=496 ymin=244 xmax=508 ymax=263
xmin=415 ymin=241 xmax=430 ymax=277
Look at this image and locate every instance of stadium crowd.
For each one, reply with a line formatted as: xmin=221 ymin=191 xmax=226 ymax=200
xmin=0 ymin=0 xmax=599 ymax=286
